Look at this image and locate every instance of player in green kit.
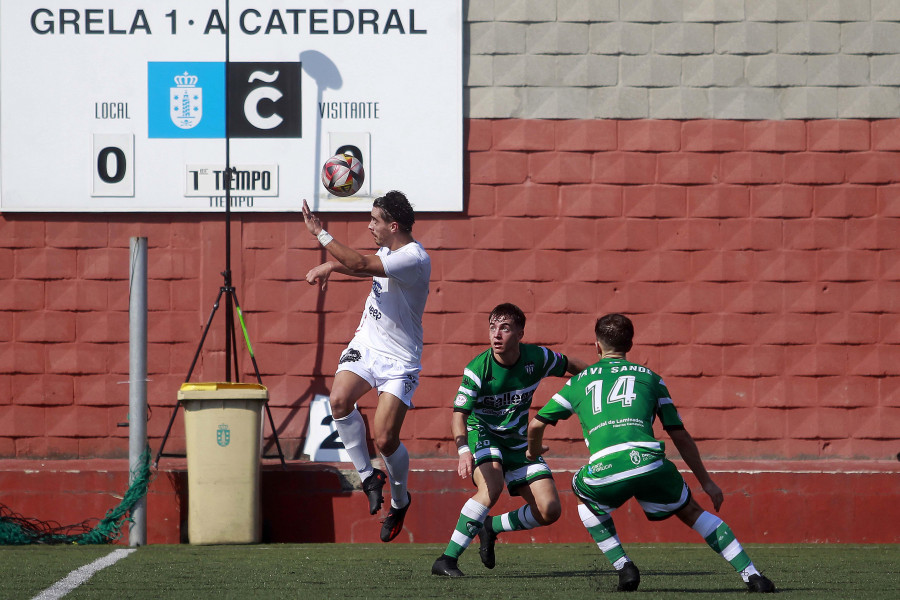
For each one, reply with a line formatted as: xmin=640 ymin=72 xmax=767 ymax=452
xmin=527 ymin=313 xmax=776 ymax=593
xmin=431 ymin=303 xmax=588 ymax=577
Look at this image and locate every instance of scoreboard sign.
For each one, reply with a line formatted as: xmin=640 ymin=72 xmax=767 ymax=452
xmin=0 ymin=1 xmax=463 ymax=212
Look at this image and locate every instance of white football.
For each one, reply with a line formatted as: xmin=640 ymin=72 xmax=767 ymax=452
xmin=321 ymin=153 xmax=365 ymax=197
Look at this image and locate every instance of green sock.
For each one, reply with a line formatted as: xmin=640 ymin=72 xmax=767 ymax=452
xmin=489 ymin=505 xmax=540 ymax=533
xmin=444 ymin=499 xmax=489 ymax=559
xmin=692 ymin=511 xmax=752 ymax=573
xmin=578 ymin=504 xmax=628 ymax=566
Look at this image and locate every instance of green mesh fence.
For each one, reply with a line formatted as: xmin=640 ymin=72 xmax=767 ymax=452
xmin=0 ymin=446 xmax=153 ymax=545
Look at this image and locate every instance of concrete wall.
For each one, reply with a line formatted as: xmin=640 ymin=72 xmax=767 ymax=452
xmin=465 ymin=0 xmax=900 ymax=120
xmin=2 ymin=458 xmax=896 ymax=544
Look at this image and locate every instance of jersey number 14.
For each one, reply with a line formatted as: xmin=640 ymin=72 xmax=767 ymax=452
xmin=587 ymin=375 xmax=637 ymax=414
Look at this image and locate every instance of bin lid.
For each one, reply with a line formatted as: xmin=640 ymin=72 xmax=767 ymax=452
xmin=178 ymin=382 xmax=268 ymax=401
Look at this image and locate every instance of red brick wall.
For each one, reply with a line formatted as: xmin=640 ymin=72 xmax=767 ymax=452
xmin=1 ymin=119 xmax=898 ymax=460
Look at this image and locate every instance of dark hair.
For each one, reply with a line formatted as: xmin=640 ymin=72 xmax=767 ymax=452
xmin=489 ymin=303 xmax=526 ymax=329
xmin=373 ymin=190 xmax=415 ymax=232
xmin=594 ymin=313 xmax=634 ymax=352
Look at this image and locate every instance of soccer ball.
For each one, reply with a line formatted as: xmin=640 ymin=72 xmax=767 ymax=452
xmin=321 ymin=153 xmax=365 ymax=197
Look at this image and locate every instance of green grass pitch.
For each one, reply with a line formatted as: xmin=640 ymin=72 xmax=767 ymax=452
xmin=1 ymin=543 xmax=897 ymax=599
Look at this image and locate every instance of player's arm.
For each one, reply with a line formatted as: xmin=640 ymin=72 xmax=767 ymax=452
xmin=526 ymin=417 xmax=550 ymax=461
xmin=302 ymin=199 xmax=386 ymax=288
xmin=306 ymin=259 xmax=373 ymax=285
xmin=546 ymin=348 xmax=588 ymax=378
xmin=528 ymin=384 xmax=574 ymax=461
xmin=667 ymin=427 xmax=724 ymax=512
xmin=318 ymin=240 xmax=385 ymax=277
xmin=452 ymin=411 xmax=473 ymax=479
xmin=565 ymin=355 xmax=590 ymax=375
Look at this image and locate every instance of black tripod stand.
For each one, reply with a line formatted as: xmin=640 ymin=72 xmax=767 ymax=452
xmin=154 ymin=0 xmax=284 ymax=467
xmin=154 ymin=246 xmax=287 ymax=467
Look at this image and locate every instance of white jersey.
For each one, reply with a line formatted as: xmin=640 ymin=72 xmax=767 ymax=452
xmin=352 ymin=241 xmax=430 ymax=366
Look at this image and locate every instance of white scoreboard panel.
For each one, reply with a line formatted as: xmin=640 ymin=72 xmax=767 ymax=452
xmin=0 ymin=1 xmax=463 ymax=212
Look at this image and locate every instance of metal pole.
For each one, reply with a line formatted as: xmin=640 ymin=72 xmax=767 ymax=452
xmin=129 ymin=236 xmax=148 ymax=547
xmin=224 ymin=0 xmax=234 ymax=382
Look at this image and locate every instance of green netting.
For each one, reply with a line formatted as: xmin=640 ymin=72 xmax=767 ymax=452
xmin=0 ymin=446 xmax=153 ymax=545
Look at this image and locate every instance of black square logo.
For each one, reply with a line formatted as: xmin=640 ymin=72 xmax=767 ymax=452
xmin=227 ymin=62 xmax=301 ymax=138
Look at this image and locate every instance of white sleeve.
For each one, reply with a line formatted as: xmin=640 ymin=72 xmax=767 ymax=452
xmin=381 ymin=248 xmax=425 ymax=285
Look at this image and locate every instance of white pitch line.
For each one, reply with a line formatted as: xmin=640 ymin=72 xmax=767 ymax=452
xmin=31 ymin=548 xmax=136 ymax=600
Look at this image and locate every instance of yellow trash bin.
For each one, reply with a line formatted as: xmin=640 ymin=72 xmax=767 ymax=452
xmin=178 ymin=382 xmax=268 ymax=545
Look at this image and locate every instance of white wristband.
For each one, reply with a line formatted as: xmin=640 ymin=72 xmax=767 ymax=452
xmin=457 ymin=445 xmax=471 ymax=455
xmin=317 ymin=230 xmax=334 ymax=246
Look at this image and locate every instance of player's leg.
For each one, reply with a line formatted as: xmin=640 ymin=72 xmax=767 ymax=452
xmin=372 ymin=353 xmax=420 ymax=508
xmin=572 ymin=468 xmax=639 ymax=591
xmin=478 ymin=455 xmax=555 ymax=569
xmin=484 ymin=457 xmax=555 ymax=534
xmin=516 ymin=477 xmax=562 ymax=525
xmin=676 ymin=499 xmax=776 ymax=593
xmin=329 ymin=369 xmax=386 ymax=513
xmin=372 ymin=391 xmax=411 ymax=542
xmin=433 ymin=461 xmax=504 ymax=577
xmin=633 ymin=460 xmax=775 ymax=593
xmin=576 ymin=502 xmax=629 ymax=566
xmin=372 ymin=390 xmax=409 ymax=489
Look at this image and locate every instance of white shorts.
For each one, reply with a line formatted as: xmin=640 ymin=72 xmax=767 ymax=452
xmin=335 ymin=343 xmax=420 ymax=407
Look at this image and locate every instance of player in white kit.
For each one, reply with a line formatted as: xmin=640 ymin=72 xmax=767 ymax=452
xmin=302 ymin=191 xmax=430 ymax=542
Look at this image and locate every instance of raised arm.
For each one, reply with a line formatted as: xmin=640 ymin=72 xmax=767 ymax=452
xmin=302 ymin=199 xmax=386 ymax=289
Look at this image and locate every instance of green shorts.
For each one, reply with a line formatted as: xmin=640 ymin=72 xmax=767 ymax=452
xmin=468 ymin=426 xmax=552 ymax=495
xmin=572 ymin=458 xmax=691 ymax=521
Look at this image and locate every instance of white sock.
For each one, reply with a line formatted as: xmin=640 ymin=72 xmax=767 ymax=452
xmin=451 ymin=499 xmax=490 ymax=551
xmin=333 ymin=409 xmax=373 ymax=481
xmin=381 ymin=442 xmax=410 ymax=509
xmin=517 ymin=505 xmax=541 ymax=530
xmin=691 ymin=511 xmax=722 ymax=537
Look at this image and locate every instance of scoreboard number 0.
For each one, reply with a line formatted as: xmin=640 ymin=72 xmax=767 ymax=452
xmin=92 ymin=134 xmax=134 ymax=197
xmin=97 ymin=147 xmax=126 ymax=183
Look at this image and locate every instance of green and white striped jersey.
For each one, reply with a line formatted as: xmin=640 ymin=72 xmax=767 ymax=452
xmin=536 ymin=358 xmax=684 ymax=485
xmin=453 ymin=344 xmax=570 ymax=444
